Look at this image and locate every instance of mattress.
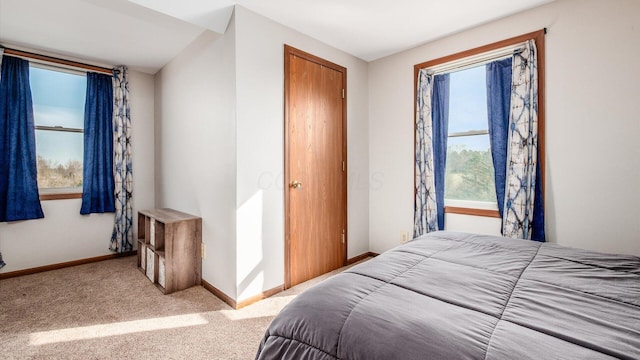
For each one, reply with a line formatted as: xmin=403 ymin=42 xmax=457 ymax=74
xmin=256 ymin=231 xmax=640 ymax=360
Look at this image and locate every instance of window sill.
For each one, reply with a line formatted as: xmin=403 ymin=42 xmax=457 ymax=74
xmin=445 ymin=206 xmax=500 ymax=218
xmin=39 ymin=192 xmax=82 ymax=201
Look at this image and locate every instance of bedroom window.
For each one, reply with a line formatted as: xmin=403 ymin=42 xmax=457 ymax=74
xmin=414 ymin=29 xmax=545 ymax=228
xmin=30 ymin=64 xmax=86 ymax=195
xmin=445 ymin=65 xmax=497 ymax=210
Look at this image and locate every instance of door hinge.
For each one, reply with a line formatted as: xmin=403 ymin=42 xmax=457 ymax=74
xmin=341 ymin=229 xmax=345 ymax=244
xmin=342 ymin=89 xmax=345 ymax=99
xmin=342 ymin=160 xmax=345 ymax=172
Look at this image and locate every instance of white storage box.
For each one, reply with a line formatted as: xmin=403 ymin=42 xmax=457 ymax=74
xmin=150 ymin=218 xmax=156 ymax=247
xmin=139 ymin=244 xmax=146 ymax=270
xmin=158 ymin=256 xmax=166 ymax=288
xmin=146 ymin=248 xmax=155 ymax=282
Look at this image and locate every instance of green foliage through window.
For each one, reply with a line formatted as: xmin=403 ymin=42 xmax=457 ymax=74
xmin=445 ymin=143 xmax=496 ymax=203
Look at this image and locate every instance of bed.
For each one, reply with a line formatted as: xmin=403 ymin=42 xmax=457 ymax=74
xmin=255 ymin=231 xmax=640 ymax=360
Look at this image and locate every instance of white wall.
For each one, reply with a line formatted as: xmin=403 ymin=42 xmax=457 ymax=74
xmin=154 ymin=28 xmax=238 ymax=298
xmin=129 ymin=70 xmax=157 ymax=222
xmin=0 ymin=69 xmax=156 ymax=273
xmin=234 ymin=6 xmax=370 ymax=301
xmin=369 ymin=0 xmax=640 ymax=256
xmin=154 ymin=8 xmax=369 ymax=302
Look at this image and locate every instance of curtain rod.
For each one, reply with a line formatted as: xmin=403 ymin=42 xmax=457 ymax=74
xmin=2 ymin=47 xmax=113 ymax=75
xmin=427 ymin=43 xmax=524 ymax=76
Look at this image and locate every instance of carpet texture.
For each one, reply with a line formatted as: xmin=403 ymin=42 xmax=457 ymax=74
xmin=0 ymin=256 xmax=365 ymax=359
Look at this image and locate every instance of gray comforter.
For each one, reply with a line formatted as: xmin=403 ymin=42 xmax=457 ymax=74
xmin=256 ymin=231 xmax=640 ymax=360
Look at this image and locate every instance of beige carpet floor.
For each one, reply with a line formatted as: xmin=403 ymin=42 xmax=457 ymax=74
xmin=0 ymin=256 xmax=367 ymax=359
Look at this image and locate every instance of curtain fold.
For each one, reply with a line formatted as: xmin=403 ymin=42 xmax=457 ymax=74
xmin=0 ymin=47 xmax=4 ymax=83
xmin=110 ymin=66 xmax=133 ymax=253
xmin=0 ymin=49 xmax=4 ymax=268
xmin=80 ymin=72 xmax=115 ymax=214
xmin=531 ymin=158 xmax=545 ymax=241
xmin=414 ymin=69 xmax=437 ymax=237
xmin=0 ymin=55 xmax=44 ymax=222
xmin=432 ymin=74 xmax=450 ymax=230
xmin=486 ymin=58 xmax=513 ymax=220
xmin=502 ymin=40 xmax=543 ymax=240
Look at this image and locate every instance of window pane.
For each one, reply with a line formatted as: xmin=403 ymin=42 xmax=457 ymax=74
xmin=445 ymin=135 xmax=497 ymax=203
xmin=35 ymin=130 xmax=83 ymax=189
xmin=30 ymin=66 xmax=85 ymax=190
xmin=448 ymin=66 xmax=488 ymax=133
xmin=30 ymin=66 xmax=86 ymax=129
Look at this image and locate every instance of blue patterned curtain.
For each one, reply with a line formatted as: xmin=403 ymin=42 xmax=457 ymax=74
xmin=81 ymin=72 xmax=115 ymax=214
xmin=502 ymin=40 xmax=543 ymax=240
xmin=486 ymin=58 xmax=513 ymax=220
xmin=110 ymin=66 xmax=133 ymax=253
xmin=0 ymin=55 xmax=44 ymax=222
xmin=415 ymin=70 xmax=450 ymax=236
xmin=432 ymin=74 xmax=450 ymax=230
xmin=414 ymin=69 xmax=437 ymax=237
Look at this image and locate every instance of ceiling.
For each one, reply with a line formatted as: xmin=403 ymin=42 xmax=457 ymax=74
xmin=0 ymin=0 xmax=555 ymax=73
xmin=0 ymin=0 xmax=206 ymax=74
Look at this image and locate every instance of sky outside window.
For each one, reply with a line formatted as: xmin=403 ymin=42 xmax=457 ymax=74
xmin=30 ymin=66 xmax=86 ymax=165
xmin=448 ymin=65 xmax=489 ymax=150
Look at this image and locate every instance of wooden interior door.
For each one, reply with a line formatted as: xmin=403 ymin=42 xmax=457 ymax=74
xmin=284 ymin=45 xmax=347 ymax=289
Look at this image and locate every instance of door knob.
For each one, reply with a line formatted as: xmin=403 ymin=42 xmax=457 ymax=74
xmin=290 ymin=180 xmax=303 ymax=189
